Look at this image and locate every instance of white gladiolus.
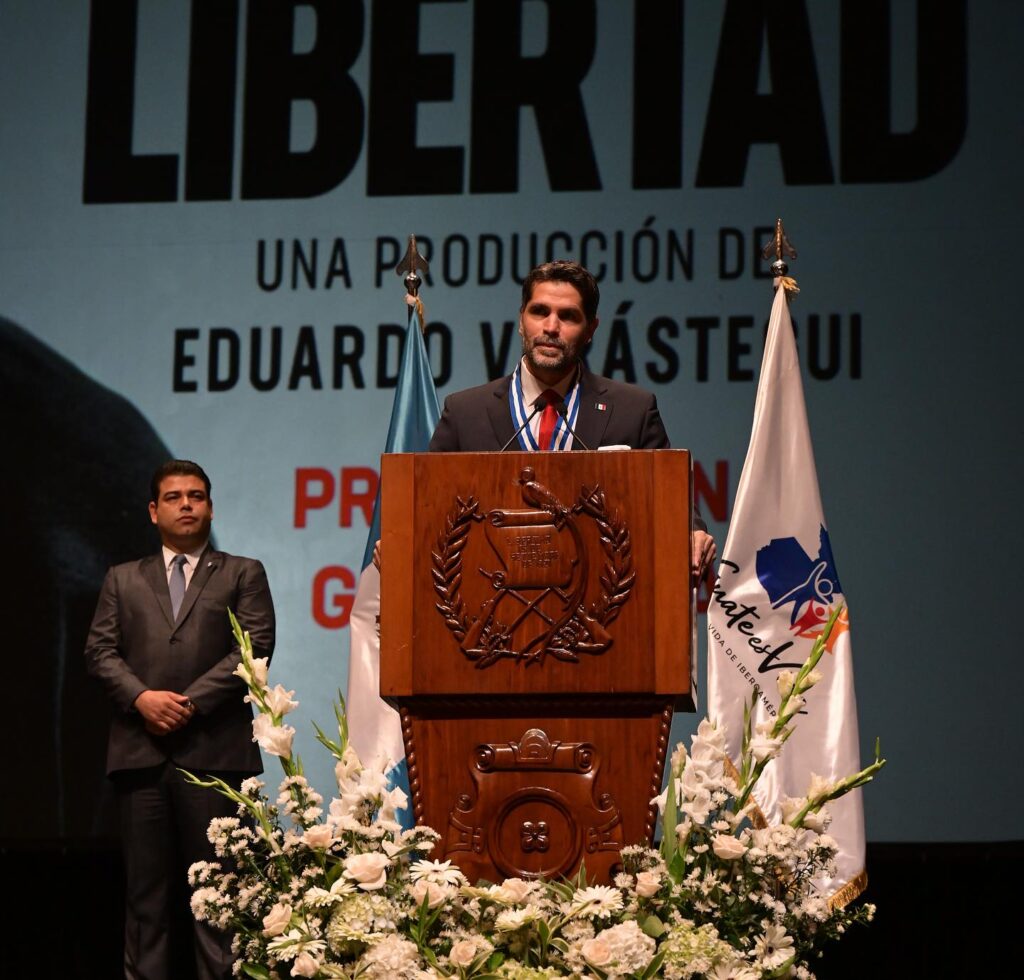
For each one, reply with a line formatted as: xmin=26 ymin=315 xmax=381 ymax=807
xmin=803 ymin=807 xmax=831 ymax=833
xmin=252 ymin=713 xmax=295 ymax=758
xmin=250 ymin=656 xmax=269 ymax=688
xmin=264 ymin=683 xmax=299 ymax=717
xmin=803 ymin=669 xmax=824 ymax=690
xmin=335 ymin=745 xmax=361 ymax=785
xmin=749 ymin=730 xmax=784 ymax=764
xmin=807 ymin=772 xmax=835 ymax=799
xmin=776 ymin=669 xmax=796 ymax=697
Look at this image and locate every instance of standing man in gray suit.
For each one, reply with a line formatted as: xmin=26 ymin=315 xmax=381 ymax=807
xmin=85 ymin=459 xmax=275 ymax=980
xmin=428 ymin=260 xmax=716 ymax=579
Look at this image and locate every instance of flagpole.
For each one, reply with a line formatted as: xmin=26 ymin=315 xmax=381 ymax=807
xmin=347 ymin=234 xmax=441 ymax=830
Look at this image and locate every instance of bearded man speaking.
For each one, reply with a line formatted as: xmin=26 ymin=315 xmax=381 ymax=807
xmin=428 ymin=259 xmax=715 ymax=579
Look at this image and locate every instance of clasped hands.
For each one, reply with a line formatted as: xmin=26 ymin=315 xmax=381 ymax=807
xmin=135 ymin=689 xmax=196 ymax=736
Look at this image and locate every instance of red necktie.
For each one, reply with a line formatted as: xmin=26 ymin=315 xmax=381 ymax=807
xmin=537 ymin=389 xmax=559 ymax=450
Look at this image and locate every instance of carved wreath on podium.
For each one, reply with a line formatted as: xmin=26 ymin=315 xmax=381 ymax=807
xmin=431 ymin=467 xmax=635 ymax=668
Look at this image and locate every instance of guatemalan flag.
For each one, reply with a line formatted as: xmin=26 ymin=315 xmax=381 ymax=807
xmin=346 ymin=299 xmax=440 ymax=824
xmin=707 ymin=276 xmax=866 ymax=903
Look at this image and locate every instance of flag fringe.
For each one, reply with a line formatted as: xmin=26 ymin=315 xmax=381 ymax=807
xmin=828 ymin=868 xmax=867 ymax=909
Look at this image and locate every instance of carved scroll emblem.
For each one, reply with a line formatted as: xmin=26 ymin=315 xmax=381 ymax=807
xmin=446 ymin=728 xmax=623 ymax=881
xmin=432 ymin=467 xmax=634 ymax=668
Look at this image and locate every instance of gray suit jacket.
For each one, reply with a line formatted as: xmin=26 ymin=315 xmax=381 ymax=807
xmin=84 ymin=547 xmax=275 ymax=775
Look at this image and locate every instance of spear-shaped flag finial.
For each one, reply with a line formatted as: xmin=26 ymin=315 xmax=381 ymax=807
xmin=761 ymin=218 xmax=797 ymax=277
xmin=395 ymin=234 xmax=429 ymax=298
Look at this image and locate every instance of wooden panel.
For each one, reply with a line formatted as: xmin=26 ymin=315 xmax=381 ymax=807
xmin=381 ymin=449 xmax=692 ymax=883
xmin=652 ymin=451 xmax=694 ymax=704
xmin=382 ymin=450 xmax=691 ymax=700
xmin=401 ymin=698 xmax=675 ymax=883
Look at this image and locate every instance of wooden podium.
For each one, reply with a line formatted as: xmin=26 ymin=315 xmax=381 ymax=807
xmin=380 ymin=450 xmax=694 ymax=883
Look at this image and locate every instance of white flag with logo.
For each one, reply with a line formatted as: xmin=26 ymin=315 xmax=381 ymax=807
xmin=707 ymin=279 xmax=866 ymax=901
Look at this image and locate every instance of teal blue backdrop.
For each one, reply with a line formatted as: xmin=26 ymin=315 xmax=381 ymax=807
xmin=1 ymin=0 xmax=1019 ymax=844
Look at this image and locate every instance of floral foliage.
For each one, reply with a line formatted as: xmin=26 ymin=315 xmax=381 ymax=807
xmin=185 ymin=609 xmax=883 ymax=979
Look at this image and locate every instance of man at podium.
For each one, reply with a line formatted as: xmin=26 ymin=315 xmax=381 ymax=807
xmin=428 ymin=260 xmax=715 ymax=580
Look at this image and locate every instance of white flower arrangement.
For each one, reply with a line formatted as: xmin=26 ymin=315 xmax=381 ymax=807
xmin=185 ymin=609 xmax=883 ymax=979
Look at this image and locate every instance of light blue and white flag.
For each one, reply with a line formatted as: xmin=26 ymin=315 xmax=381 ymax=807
xmin=346 ymin=299 xmax=440 ymax=824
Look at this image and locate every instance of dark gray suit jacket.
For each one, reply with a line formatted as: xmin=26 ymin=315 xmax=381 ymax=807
xmin=84 ymin=547 xmax=275 ymax=775
xmin=428 ymin=367 xmax=671 ymax=453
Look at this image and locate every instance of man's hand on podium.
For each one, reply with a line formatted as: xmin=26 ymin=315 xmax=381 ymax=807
xmin=693 ymin=530 xmax=717 ymax=585
xmin=373 ymin=538 xmax=381 ymax=571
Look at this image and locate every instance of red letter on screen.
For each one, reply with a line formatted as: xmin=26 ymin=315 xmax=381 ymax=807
xmin=312 ymin=565 xmax=356 ymax=628
xmin=295 ymin=467 xmax=335 ymax=527
xmin=340 ymin=466 xmax=379 ymax=527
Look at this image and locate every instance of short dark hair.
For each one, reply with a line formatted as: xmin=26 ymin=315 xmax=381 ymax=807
xmin=150 ymin=460 xmax=212 ymax=503
xmin=520 ymin=260 xmax=600 ymax=325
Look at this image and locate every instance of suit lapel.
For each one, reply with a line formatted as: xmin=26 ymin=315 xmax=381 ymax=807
xmin=572 ymin=369 xmax=612 ymax=450
xmin=488 ymin=376 xmax=517 ymax=449
xmin=173 ymin=546 xmax=218 ymax=632
xmin=142 ymin=554 xmax=175 ymax=628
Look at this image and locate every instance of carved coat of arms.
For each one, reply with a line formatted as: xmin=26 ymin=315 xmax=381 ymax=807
xmin=432 ymin=467 xmax=635 ymax=667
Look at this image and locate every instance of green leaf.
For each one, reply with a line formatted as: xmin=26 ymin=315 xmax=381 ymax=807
xmin=548 ymin=879 xmax=574 ymax=901
xmin=240 ymin=964 xmax=272 ymax=980
xmin=571 ymin=862 xmax=590 ymax=889
xmin=639 ymin=913 xmax=667 ymax=938
xmin=312 ymin=720 xmax=342 ymax=758
xmin=668 ymin=848 xmax=686 ymax=883
xmin=324 ymin=861 xmax=345 ymax=885
xmin=640 ymin=948 xmax=667 ymax=980
xmin=228 ymin=607 xmax=243 ymax=642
